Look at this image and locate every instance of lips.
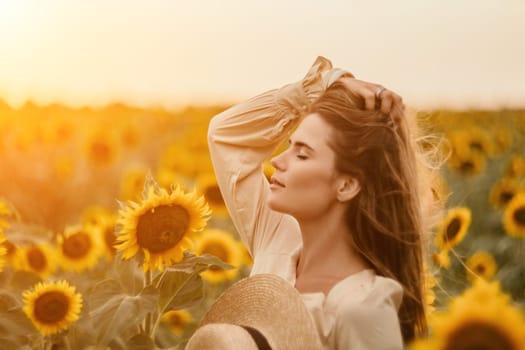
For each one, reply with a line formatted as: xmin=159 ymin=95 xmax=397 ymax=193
xmin=270 ymin=176 xmax=285 ymax=187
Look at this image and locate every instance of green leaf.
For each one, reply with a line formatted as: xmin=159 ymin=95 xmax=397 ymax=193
xmin=89 ymin=285 xmax=159 ymax=346
xmin=0 ymin=290 xmax=21 ymax=311
xmin=109 ymin=255 xmax=145 ymax=295
xmin=163 ymin=250 xmax=233 ymax=274
xmin=0 ymin=307 xmax=37 ymax=339
xmin=151 ymin=251 xmax=232 ymax=314
xmin=126 ymin=333 xmax=155 ymax=350
xmin=155 ymin=271 xmax=203 ymax=313
xmin=88 ymin=279 xmax=125 ymax=311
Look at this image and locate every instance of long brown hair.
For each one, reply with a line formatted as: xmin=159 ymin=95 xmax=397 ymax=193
xmin=310 ymin=82 xmax=428 ymax=343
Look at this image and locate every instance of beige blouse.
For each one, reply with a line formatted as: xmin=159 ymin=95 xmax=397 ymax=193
xmin=207 ymin=56 xmax=404 ymax=350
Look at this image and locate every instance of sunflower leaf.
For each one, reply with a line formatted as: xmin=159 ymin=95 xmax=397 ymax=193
xmin=164 ymin=250 xmax=233 ymax=274
xmin=88 ymin=279 xmax=125 ymax=311
xmin=126 ymin=333 xmax=155 ymax=350
xmin=89 ymin=285 xmax=159 ymax=346
xmin=0 ymin=307 xmax=37 ymax=339
xmin=109 ymin=255 xmax=145 ymax=295
xmin=0 ymin=290 xmax=21 ymax=311
xmin=155 ymin=271 xmax=203 ymax=313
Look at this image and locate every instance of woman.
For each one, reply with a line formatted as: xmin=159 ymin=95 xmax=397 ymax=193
xmin=203 ymin=56 xmax=428 ymax=349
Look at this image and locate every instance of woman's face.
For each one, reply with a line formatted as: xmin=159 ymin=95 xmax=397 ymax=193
xmin=267 ymin=113 xmax=342 ymax=220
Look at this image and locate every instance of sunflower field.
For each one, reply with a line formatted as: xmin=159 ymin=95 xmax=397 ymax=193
xmin=0 ymin=99 xmax=524 ymax=349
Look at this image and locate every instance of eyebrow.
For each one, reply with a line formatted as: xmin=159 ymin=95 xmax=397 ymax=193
xmin=288 ymin=139 xmax=315 ymax=152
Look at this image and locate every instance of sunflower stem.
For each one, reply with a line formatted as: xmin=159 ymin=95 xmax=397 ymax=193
xmin=150 ymin=271 xmax=197 ymax=337
xmin=63 ymin=336 xmax=72 ymax=350
xmin=155 ymin=270 xmax=168 ymax=289
xmin=144 ymin=270 xmax=153 ymax=336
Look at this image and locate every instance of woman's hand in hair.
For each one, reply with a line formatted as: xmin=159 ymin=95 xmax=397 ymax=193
xmin=338 ymin=77 xmax=404 ymax=114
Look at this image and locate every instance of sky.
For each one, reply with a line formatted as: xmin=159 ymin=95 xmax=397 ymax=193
xmin=0 ymin=0 xmax=524 ymax=110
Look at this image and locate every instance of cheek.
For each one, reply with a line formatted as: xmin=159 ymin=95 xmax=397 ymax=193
xmin=268 ymin=168 xmax=337 ymax=215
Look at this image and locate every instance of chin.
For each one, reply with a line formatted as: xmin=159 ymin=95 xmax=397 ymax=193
xmin=267 ymin=197 xmax=288 ymax=214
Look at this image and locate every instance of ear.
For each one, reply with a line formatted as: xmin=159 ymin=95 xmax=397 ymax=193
xmin=336 ymin=176 xmax=360 ymax=202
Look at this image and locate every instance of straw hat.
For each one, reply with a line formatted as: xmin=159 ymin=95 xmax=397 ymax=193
xmin=186 ymin=273 xmax=322 ymax=350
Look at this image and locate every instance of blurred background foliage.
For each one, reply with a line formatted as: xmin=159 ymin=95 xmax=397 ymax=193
xmin=0 ymin=98 xmax=524 ymax=349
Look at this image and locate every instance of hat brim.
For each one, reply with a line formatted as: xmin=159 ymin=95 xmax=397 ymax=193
xmin=200 ymin=273 xmax=322 ymax=350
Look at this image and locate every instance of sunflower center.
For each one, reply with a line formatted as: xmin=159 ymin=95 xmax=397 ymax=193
xmin=62 ymin=232 xmax=92 ymax=259
xmin=204 ymin=186 xmax=224 ymax=206
xmin=445 ymin=217 xmax=461 ymax=242
xmin=474 ymin=264 xmax=486 ymax=275
xmin=444 ymin=321 xmax=515 ymax=350
xmin=168 ymin=313 xmax=183 ymax=326
xmin=27 ymin=247 xmax=47 ymax=271
xmin=513 ymin=208 xmax=525 ymax=227
xmin=90 ymin=141 xmax=112 ymax=163
xmin=203 ymin=242 xmax=230 ymax=271
xmin=500 ymin=191 xmax=514 ymax=204
xmin=469 ymin=141 xmax=485 ymax=153
xmin=33 ymin=291 xmax=70 ymax=324
xmin=460 ymin=161 xmax=475 ymax=173
xmin=136 ymin=205 xmax=189 ymax=253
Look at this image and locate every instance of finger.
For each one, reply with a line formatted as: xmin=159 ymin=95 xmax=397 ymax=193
xmin=363 ymin=89 xmax=376 ymax=110
xmin=394 ymin=94 xmax=404 ymax=110
xmin=380 ymin=92 xmax=393 ymax=114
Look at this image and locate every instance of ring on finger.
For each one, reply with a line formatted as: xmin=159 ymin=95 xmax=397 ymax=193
xmin=375 ymin=86 xmax=386 ymax=99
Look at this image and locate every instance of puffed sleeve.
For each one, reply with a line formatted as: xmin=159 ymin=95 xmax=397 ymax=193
xmin=207 ymin=56 xmax=353 ymax=258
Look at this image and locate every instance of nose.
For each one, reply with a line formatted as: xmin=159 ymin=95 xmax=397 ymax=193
xmin=270 ymin=151 xmax=286 ymax=171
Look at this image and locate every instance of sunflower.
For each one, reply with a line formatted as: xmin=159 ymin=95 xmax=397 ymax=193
xmin=115 ymin=176 xmax=211 ymax=272
xmin=435 ymin=207 xmax=472 ymax=249
xmin=56 ymin=225 xmax=103 ymax=272
xmin=466 ymin=251 xmax=497 ymax=282
xmin=411 ymin=279 xmax=525 ymax=350
xmin=42 ymin=116 xmax=75 ymax=145
xmin=158 ymin=142 xmax=197 ymax=178
xmin=84 ymin=211 xmax=118 ymax=260
xmin=81 ymin=206 xmax=114 ymax=227
xmin=53 ymin=156 xmax=74 ymax=181
xmin=0 ymin=198 xmax=19 ymax=228
xmin=263 ymin=160 xmax=275 ymax=182
xmin=506 ymin=155 xmax=525 ymax=178
xmin=447 ymin=149 xmax=486 ymax=176
xmin=446 ymin=129 xmax=486 ymax=156
xmin=196 ymin=174 xmax=228 ymax=217
xmin=432 ymin=249 xmax=451 ymax=269
xmin=490 ymin=177 xmax=521 ymax=209
xmin=492 ymin=126 xmax=512 ymax=154
xmin=503 ymin=192 xmax=525 ymax=238
xmin=1 ymin=237 xmax=17 ymax=265
xmin=161 ymin=309 xmax=193 ymax=336
xmin=23 ymin=280 xmax=83 ymax=336
xmin=84 ymin=129 xmax=118 ymax=167
xmin=119 ymin=167 xmax=148 ymax=201
xmin=194 ymin=229 xmax=243 ymax=284
xmin=424 ymin=265 xmax=437 ymax=316
xmin=14 ymin=243 xmax=56 ymax=278
xmin=120 ymin=121 xmax=141 ymax=149
xmin=155 ymin=165 xmax=188 ymax=190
